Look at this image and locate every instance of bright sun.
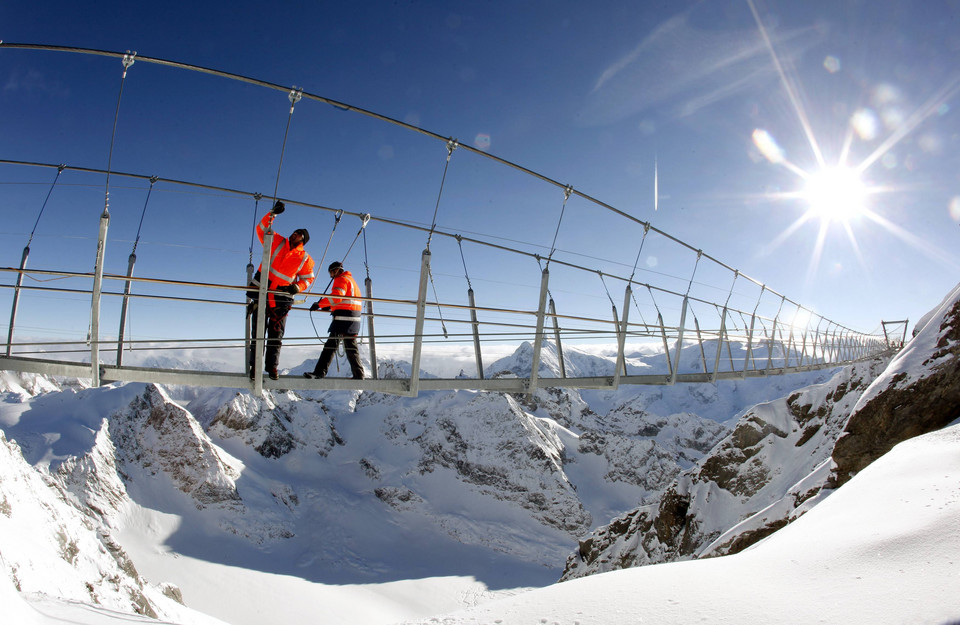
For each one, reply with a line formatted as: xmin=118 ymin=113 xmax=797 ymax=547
xmin=801 ymin=166 xmax=868 ymax=223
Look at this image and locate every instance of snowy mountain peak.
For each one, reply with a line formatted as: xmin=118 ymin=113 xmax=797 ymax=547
xmin=111 ymin=384 xmax=243 ymax=508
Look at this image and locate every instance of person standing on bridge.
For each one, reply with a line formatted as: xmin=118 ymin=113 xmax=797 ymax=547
xmin=303 ymin=261 xmax=365 ymax=380
xmin=248 ymin=200 xmax=315 ymax=380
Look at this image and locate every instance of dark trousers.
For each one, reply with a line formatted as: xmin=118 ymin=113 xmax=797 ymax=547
xmin=248 ymin=303 xmax=289 ymax=373
xmin=312 ymin=334 xmax=364 ymax=379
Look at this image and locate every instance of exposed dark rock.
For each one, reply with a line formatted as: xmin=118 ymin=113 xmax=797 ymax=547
xmin=830 ymin=297 xmax=960 ymax=488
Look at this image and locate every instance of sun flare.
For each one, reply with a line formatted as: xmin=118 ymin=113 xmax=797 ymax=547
xmin=801 ymin=166 xmax=868 ymax=223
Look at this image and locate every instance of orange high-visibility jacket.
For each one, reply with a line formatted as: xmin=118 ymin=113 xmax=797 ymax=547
xmin=255 ymin=212 xmax=315 ymax=306
xmin=318 ymin=270 xmax=362 ymax=319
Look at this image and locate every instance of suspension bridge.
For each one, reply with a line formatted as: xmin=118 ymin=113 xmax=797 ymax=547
xmin=0 ymin=44 xmax=900 ymax=396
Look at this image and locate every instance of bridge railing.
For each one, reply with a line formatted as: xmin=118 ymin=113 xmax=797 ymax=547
xmin=0 ymin=244 xmax=888 ymax=396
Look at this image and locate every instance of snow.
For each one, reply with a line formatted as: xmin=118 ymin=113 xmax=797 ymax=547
xmin=7 ymin=419 xmax=959 ymax=624
xmin=400 ymin=423 xmax=960 ymax=625
xmin=2 ymin=290 xmax=958 ymax=625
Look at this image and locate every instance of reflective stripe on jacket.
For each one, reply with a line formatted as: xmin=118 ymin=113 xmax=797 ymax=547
xmin=318 ymin=270 xmax=362 ymax=318
xmin=254 ymin=212 xmax=315 ymax=306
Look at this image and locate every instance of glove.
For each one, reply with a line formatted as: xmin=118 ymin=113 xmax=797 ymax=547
xmin=281 ymin=284 xmax=298 ymax=294
xmin=309 ymin=302 xmax=320 ymax=312
xmin=271 ymin=200 xmax=285 ymax=215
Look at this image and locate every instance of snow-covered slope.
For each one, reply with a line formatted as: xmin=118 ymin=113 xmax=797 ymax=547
xmin=560 ymin=355 xmax=888 ymax=579
xmin=0 ymin=340 xmax=874 ymax=624
xmin=400 ymin=421 xmax=960 ymax=625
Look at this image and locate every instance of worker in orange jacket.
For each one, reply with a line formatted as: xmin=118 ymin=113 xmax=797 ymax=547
xmin=303 ymin=261 xmax=365 ymax=380
xmin=247 ymin=200 xmax=315 ymax=380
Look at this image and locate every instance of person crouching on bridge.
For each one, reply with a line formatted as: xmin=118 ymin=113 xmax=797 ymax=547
xmin=304 ymin=261 xmax=365 ymax=380
xmin=248 ymin=200 xmax=315 ymax=380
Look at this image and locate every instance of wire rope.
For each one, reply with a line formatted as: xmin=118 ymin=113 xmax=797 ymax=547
xmin=271 ymin=88 xmax=303 ymax=207
xmin=25 ymin=164 xmax=65 ymax=248
xmin=456 ymin=235 xmax=473 ymax=291
xmin=546 ymin=185 xmax=574 ymax=267
xmin=102 ymin=52 xmax=136 ymax=214
xmin=248 ymin=193 xmax=262 ymax=265
xmin=131 ymin=176 xmax=158 ymax=255
xmin=426 ymin=138 xmax=458 ymax=251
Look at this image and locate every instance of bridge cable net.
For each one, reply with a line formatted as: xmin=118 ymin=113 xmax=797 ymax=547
xmin=0 ymin=44 xmax=889 ymax=394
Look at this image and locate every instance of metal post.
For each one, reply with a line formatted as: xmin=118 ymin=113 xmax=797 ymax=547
xmin=658 ymin=312 xmax=673 ymax=380
xmin=798 ymin=329 xmax=808 ymax=366
xmin=766 ymin=317 xmax=779 ymax=371
xmin=253 ymin=231 xmax=274 ymax=394
xmin=549 ymin=298 xmax=566 ymax=378
xmin=528 ymin=266 xmax=551 ymax=394
xmin=613 ymin=285 xmax=631 ymax=388
xmin=244 ymin=262 xmax=254 ymax=371
xmin=6 ymin=246 xmax=30 ymax=357
xmin=784 ymin=325 xmax=795 ymax=369
xmin=90 ymin=209 xmax=110 ymax=385
xmin=669 ymin=296 xmax=688 ymax=385
xmin=468 ymin=287 xmax=483 ymax=379
xmin=409 ymin=248 xmax=432 ymax=397
xmin=365 ymin=276 xmax=379 ymax=380
xmin=743 ymin=313 xmax=758 ymax=377
xmin=711 ymin=306 xmax=727 ymax=383
xmin=693 ymin=315 xmax=707 ymax=374
xmin=116 ymin=252 xmax=137 ymax=367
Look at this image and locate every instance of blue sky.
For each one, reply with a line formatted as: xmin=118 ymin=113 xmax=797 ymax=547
xmin=2 ymin=0 xmax=959 ymax=363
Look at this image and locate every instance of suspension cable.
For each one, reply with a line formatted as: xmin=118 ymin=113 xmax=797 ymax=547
xmin=426 ymin=138 xmax=458 ymax=251
xmin=103 ymin=51 xmax=136 ymax=215
xmin=598 ymin=271 xmax=617 ymax=309
xmin=26 ymin=164 xmax=65 ymax=248
xmin=456 ymin=234 xmax=473 ymax=291
xmin=546 ymin=184 xmax=574 ymax=268
xmin=248 ymin=192 xmax=262 ymax=265
xmin=685 ymin=250 xmax=703 ymax=297
xmin=362 ymin=227 xmax=371 ymax=281
xmin=131 ymin=176 xmax=158 ymax=255
xmin=628 ymin=223 xmax=652 ymax=283
xmin=315 ymin=209 xmax=344 ymax=273
xmin=428 ymin=266 xmax=449 ymax=339
xmin=271 ymin=87 xmax=303 ymax=207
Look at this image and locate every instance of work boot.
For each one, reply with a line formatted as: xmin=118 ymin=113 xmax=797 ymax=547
xmin=303 ymin=372 xmax=322 ymax=379
xmin=268 ymin=368 xmax=279 ymax=380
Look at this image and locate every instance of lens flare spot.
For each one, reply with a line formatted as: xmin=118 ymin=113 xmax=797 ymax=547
xmin=474 ymin=133 xmax=491 ymax=150
xmin=752 ymin=129 xmax=785 ymax=164
xmin=645 ymin=256 xmax=658 ymax=268
xmin=823 ymin=56 xmax=841 ymax=73
xmin=850 ymin=108 xmax=879 ymax=141
xmin=949 ymin=197 xmax=960 ymax=223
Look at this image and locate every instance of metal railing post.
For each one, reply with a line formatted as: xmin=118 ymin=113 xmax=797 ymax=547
xmin=365 ymin=276 xmax=379 ymax=380
xmin=409 ymin=248 xmax=432 ymax=397
xmin=6 ymin=247 xmax=30 ymax=357
xmin=743 ymin=313 xmax=758 ymax=377
xmin=693 ymin=314 xmax=707 ymax=374
xmin=711 ymin=306 xmax=727 ymax=383
xmin=468 ymin=287 xmax=483 ymax=379
xmin=613 ymin=285 xmax=631 ymax=387
xmin=252 ymin=231 xmax=274 ymax=394
xmin=244 ymin=261 xmax=254 ymax=372
xmin=89 ymin=209 xmax=110 ymax=385
xmin=116 ymin=252 xmax=137 ymax=367
xmin=528 ymin=266 xmax=551 ymax=394
xmin=670 ymin=296 xmax=688 ymax=385
xmin=658 ymin=312 xmax=673 ymax=380
xmin=549 ymin=298 xmax=566 ymax=379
